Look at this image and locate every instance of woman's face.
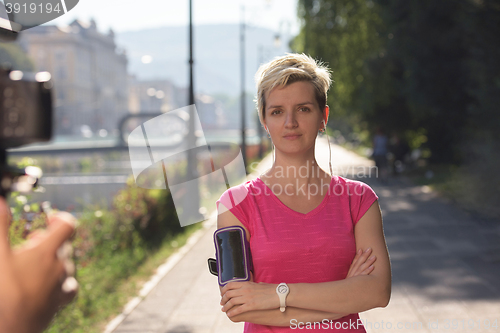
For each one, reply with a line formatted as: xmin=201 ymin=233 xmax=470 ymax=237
xmin=263 ymin=81 xmax=328 ymax=156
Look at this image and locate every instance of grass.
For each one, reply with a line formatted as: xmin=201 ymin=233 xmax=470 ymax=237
xmin=47 ymin=223 xmax=202 ymax=333
xmin=0 ymin=146 xmax=270 ymax=333
xmin=46 ymin=149 xmax=271 ymax=332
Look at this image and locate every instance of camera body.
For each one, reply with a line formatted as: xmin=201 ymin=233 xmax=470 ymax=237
xmin=0 ymin=68 xmax=53 ymax=197
xmin=0 ymin=68 xmax=52 ymax=149
xmin=0 ymin=20 xmax=53 ymax=196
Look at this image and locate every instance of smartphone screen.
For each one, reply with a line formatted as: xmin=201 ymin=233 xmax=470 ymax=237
xmin=216 ymin=230 xmax=246 ymax=283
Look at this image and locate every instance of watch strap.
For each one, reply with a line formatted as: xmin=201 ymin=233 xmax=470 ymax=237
xmin=276 ymin=283 xmax=289 ymax=312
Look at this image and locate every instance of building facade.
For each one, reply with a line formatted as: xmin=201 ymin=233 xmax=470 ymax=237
xmin=20 ymin=19 xmax=128 ymax=136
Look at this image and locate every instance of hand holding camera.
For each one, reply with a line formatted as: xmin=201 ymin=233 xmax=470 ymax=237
xmin=0 ymin=198 xmax=78 ymax=333
xmin=0 ymin=24 xmax=79 ymax=332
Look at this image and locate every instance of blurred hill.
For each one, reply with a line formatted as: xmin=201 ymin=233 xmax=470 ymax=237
xmin=116 ymin=24 xmax=291 ymax=97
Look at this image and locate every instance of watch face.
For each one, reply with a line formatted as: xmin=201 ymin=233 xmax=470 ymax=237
xmin=278 ymin=285 xmax=288 ymax=294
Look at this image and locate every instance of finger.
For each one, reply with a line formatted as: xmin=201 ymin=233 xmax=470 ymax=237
xmin=360 ymin=247 xmax=372 ymax=260
xmin=361 ymin=264 xmax=375 ymax=275
xmin=359 ymin=256 xmax=377 ymax=274
xmin=53 ymin=257 xmax=68 ymax=283
xmin=59 ymin=277 xmax=78 ymax=306
xmin=348 ymin=248 xmax=371 ymax=277
xmin=27 ymin=229 xmax=48 ymax=242
xmin=221 ymin=287 xmax=244 ymax=305
xmin=354 ymin=256 xmax=377 ymax=276
xmin=43 ymin=213 xmax=77 ymax=254
xmin=223 ymin=297 xmax=245 ymax=313
xmin=347 ymin=250 xmax=361 ymax=278
xmin=0 ymin=197 xmax=12 ymax=242
xmin=222 ymin=297 xmax=237 ymax=312
xmin=57 ymin=242 xmax=73 ymax=261
xmin=220 ymin=290 xmax=232 ymax=305
xmin=347 ymin=249 xmax=362 ymax=277
xmin=220 ymin=281 xmax=241 ymax=296
xmin=220 ymin=291 xmax=230 ymax=305
xmin=356 ymin=247 xmax=372 ymax=266
xmin=224 ymin=304 xmax=243 ymax=317
xmin=227 ymin=303 xmax=248 ymax=317
xmin=64 ymin=258 xmax=75 ymax=277
xmin=46 ymin=211 xmax=77 ymax=229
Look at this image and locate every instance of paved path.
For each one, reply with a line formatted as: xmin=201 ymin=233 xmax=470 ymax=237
xmin=110 ymin=138 xmax=500 ymax=333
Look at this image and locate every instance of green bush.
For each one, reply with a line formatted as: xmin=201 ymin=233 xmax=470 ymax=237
xmin=7 ymin=171 xmax=186 ymax=332
xmin=44 ymin=179 xmax=183 ymax=332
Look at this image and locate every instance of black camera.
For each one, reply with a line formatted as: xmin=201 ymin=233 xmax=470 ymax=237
xmin=0 ymin=68 xmax=53 ymax=149
xmin=0 ymin=26 xmax=53 ymax=198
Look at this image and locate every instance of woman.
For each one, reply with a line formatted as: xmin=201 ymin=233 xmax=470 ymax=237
xmin=216 ymin=54 xmax=391 ymax=332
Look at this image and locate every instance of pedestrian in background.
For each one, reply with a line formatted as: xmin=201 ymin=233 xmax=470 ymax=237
xmin=372 ymin=127 xmax=389 ymax=183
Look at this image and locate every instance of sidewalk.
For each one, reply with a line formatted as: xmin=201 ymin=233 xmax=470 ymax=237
xmin=110 ymin=138 xmax=500 ymax=333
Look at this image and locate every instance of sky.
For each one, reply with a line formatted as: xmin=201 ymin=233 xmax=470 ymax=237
xmin=48 ymin=0 xmax=300 ymax=35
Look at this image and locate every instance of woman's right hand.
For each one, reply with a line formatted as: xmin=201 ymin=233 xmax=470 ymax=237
xmin=345 ymin=248 xmax=376 ymax=278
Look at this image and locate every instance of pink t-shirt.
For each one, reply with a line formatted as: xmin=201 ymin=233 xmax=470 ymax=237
xmin=216 ymin=175 xmax=378 ymax=332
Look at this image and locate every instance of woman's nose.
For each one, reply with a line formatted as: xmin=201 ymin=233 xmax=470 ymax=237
xmin=284 ymin=112 xmax=298 ymax=128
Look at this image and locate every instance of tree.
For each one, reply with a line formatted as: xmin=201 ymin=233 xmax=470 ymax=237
xmin=0 ymin=42 xmax=34 ymax=72
xmin=292 ymin=0 xmax=383 ymax=135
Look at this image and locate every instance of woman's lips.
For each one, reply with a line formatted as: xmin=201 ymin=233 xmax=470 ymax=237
xmin=283 ymin=134 xmax=302 ymax=140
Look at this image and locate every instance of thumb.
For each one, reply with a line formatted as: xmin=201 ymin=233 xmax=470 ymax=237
xmin=43 ymin=212 xmax=76 ymax=254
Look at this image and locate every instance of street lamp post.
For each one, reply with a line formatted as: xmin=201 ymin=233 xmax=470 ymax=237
xmin=184 ymin=0 xmax=201 ymax=224
xmin=257 ymin=45 xmax=267 ymax=159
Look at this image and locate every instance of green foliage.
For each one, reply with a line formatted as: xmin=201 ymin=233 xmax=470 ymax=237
xmin=295 ymin=0 xmax=499 ymax=160
xmin=295 ymin=0 xmax=500 ymax=217
xmin=0 ymin=42 xmax=35 ymax=71
xmin=79 ymin=158 xmax=93 ymax=173
xmin=8 ymin=158 xmax=44 ymax=246
xmin=294 ymin=0 xmax=500 ymax=164
xmin=44 ymin=182 xmax=184 ymax=331
xmin=7 ymin=174 xmax=187 ymax=331
xmin=294 ymin=0 xmax=383 ymax=120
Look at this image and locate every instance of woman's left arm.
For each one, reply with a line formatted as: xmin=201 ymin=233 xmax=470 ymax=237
xmin=221 ymin=200 xmax=391 ymax=317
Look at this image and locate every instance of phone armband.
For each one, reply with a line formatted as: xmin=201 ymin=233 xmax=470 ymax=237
xmin=208 ymin=226 xmax=253 ymax=286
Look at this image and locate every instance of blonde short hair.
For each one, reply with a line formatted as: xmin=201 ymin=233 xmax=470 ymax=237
xmin=255 ymin=53 xmax=332 ymax=126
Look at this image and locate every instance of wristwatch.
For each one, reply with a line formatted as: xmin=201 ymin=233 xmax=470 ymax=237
xmin=276 ymin=283 xmax=290 ymax=312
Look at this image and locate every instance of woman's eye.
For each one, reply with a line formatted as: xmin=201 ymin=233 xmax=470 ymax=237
xmin=299 ymin=107 xmax=310 ymax=112
xmin=271 ymin=110 xmax=281 ymax=115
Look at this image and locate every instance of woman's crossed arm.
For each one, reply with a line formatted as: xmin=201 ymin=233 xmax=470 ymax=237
xmin=217 ymin=200 xmax=391 ymax=325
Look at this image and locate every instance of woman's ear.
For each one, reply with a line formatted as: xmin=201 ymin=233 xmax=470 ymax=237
xmin=323 ymin=105 xmax=330 ymax=125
